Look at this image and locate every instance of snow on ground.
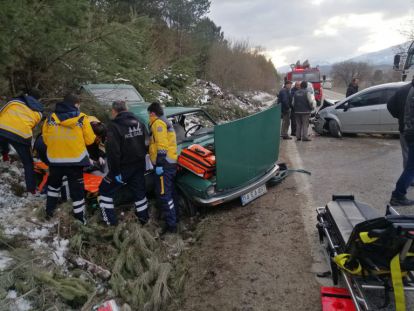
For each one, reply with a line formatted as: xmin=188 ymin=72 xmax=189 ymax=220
xmin=191 ymin=80 xmax=276 ymax=115
xmin=5 ymin=290 xmax=32 ymax=311
xmin=0 ymin=250 xmax=13 ymax=271
xmin=0 ymin=160 xmax=69 ymax=271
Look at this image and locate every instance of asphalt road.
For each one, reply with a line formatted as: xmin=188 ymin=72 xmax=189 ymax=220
xmin=323 ymin=88 xmax=346 ymax=101
xmin=286 ymin=115 xmax=414 ymax=310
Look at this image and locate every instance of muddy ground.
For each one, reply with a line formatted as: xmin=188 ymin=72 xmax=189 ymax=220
xmin=176 ymin=146 xmax=320 ymax=311
xmin=176 ymin=121 xmax=413 ymax=310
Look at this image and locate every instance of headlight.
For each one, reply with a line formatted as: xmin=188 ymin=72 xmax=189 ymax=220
xmin=206 ymin=185 xmax=216 ymax=196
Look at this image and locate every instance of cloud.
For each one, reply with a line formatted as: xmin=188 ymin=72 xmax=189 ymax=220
xmin=209 ymin=0 xmax=414 ymax=67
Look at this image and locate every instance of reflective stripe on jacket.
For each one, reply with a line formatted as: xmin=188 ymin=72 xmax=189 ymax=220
xmin=0 ymin=100 xmax=42 ymax=144
xmin=42 ymin=112 xmax=96 ymax=166
xmin=149 ymin=116 xmax=177 ymax=165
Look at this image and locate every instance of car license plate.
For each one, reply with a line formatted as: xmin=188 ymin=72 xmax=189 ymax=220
xmin=241 ymin=185 xmax=267 ymax=206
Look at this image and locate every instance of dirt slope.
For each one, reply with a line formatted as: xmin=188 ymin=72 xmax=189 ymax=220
xmin=177 ymin=153 xmax=320 ymax=311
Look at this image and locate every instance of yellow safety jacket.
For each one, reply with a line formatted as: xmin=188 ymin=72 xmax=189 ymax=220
xmin=0 ymin=99 xmax=42 ymax=144
xmin=149 ymin=115 xmax=177 ymax=165
xmin=42 ymin=112 xmax=96 ymax=166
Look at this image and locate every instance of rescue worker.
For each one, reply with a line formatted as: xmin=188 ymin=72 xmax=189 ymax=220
xmin=148 ymin=102 xmax=178 ymax=234
xmin=0 ymin=89 xmax=43 ymax=193
xmin=99 ymin=100 xmax=148 ymax=226
xmin=278 ymin=80 xmax=293 ymax=139
xmin=292 ymin=81 xmax=316 ymax=141
xmin=42 ymin=93 xmax=96 ymax=223
xmin=86 ymin=116 xmax=106 ymax=172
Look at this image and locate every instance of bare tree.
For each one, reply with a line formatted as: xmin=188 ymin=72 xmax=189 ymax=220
xmin=331 ymin=61 xmax=372 ymax=86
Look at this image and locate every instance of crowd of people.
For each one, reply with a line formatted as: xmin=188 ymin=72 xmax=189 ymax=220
xmin=0 ymin=91 xmax=178 ymax=234
xmin=278 ymin=80 xmax=317 ymax=141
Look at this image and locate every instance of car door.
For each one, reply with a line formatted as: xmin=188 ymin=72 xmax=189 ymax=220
xmin=335 ymin=90 xmax=383 ymax=133
xmin=380 ymin=88 xmax=399 ymax=133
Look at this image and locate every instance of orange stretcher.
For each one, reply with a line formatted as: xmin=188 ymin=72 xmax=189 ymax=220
xmin=34 ymin=161 xmax=103 ymax=194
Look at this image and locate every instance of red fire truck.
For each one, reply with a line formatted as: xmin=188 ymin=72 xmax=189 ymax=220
xmin=286 ymin=61 xmax=323 ymax=105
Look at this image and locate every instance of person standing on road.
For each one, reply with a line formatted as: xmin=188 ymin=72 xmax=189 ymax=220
xmin=293 ymin=81 xmax=316 ymax=141
xmin=278 ymin=80 xmax=293 ymax=140
xmin=390 ymin=82 xmax=414 ymax=206
xmin=148 ymin=102 xmax=178 ymax=234
xmin=0 ymin=89 xmax=43 ymax=194
xmin=387 ymin=81 xmax=412 ymax=169
xmin=42 ymin=93 xmax=96 ymax=223
xmin=290 ymin=81 xmax=301 ymax=136
xmin=99 ymin=100 xmax=149 ymax=226
xmin=346 ymin=78 xmax=359 ymax=97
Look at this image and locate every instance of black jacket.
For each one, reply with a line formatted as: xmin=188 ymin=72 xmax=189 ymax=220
xmin=106 ymin=111 xmax=147 ymax=175
xmin=387 ymin=83 xmax=412 ymax=133
xmin=293 ymin=89 xmax=312 ymax=113
xmin=346 ymin=83 xmax=359 ymax=97
xmin=277 ymin=88 xmax=292 ymax=113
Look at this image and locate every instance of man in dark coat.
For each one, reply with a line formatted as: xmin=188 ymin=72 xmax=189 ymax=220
xmin=346 ymin=78 xmax=359 ymax=97
xmin=290 ymin=81 xmax=301 ymax=136
xmin=278 ymin=80 xmax=293 ymax=139
xmin=390 ymin=80 xmax=414 ymax=206
xmin=387 ymin=81 xmax=412 ymax=169
xmin=98 ymin=100 xmax=149 ymax=226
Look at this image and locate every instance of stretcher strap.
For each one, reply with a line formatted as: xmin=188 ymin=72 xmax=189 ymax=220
xmin=334 ymin=254 xmax=362 ymax=275
xmin=391 ymin=254 xmax=406 ymax=311
xmin=359 ymin=232 xmax=378 ymax=244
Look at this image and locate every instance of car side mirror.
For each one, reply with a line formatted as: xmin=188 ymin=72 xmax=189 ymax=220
xmin=394 ymin=54 xmax=401 ymax=70
xmin=343 ymin=103 xmax=350 ymax=112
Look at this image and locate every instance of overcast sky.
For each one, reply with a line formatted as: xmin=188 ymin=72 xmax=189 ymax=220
xmin=209 ymin=0 xmax=414 ymax=68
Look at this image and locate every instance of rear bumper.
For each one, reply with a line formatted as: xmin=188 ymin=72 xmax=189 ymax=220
xmin=193 ymin=164 xmax=280 ymax=206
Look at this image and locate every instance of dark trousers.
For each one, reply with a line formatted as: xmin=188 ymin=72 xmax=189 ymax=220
xmin=290 ymin=110 xmax=297 ymax=135
xmin=295 ymin=113 xmax=311 ymax=140
xmin=0 ymin=137 xmax=35 ymax=192
xmin=46 ymin=166 xmax=85 ymax=222
xmin=281 ymin=111 xmax=291 ymax=138
xmin=392 ymin=143 xmax=414 ymax=199
xmin=99 ymin=165 xmax=148 ymax=226
xmin=155 ymin=165 xmax=177 ymax=230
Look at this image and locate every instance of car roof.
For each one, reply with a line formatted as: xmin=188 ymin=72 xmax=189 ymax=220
xmin=81 ymin=83 xmax=137 ymax=90
xmin=129 ymin=104 xmax=204 ymax=124
xmin=334 ymin=81 xmax=410 ymax=106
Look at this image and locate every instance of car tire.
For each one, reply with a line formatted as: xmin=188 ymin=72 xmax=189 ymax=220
xmin=176 ymin=188 xmax=197 ymax=217
xmin=329 ymin=120 xmax=342 ymax=138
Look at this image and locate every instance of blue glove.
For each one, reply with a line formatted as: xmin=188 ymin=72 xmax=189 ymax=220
xmin=115 ymin=174 xmax=123 ymax=184
xmin=155 ymin=166 xmax=164 ymax=176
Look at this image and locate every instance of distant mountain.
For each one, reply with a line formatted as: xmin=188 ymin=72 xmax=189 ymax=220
xmin=276 ymin=41 xmax=411 ymax=75
xmin=348 ymin=41 xmax=410 ymax=65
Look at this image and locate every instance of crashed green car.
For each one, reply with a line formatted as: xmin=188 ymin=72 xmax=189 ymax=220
xmin=81 ymin=84 xmax=281 ymax=214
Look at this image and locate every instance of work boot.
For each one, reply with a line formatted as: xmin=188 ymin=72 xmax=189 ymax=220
xmin=160 ymin=225 xmax=177 ymax=236
xmin=390 ymin=196 xmax=414 ymax=206
xmin=282 ymin=136 xmax=292 ymax=140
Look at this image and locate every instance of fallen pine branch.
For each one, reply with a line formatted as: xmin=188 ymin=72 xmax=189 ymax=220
xmin=66 ymin=254 xmax=111 ymax=280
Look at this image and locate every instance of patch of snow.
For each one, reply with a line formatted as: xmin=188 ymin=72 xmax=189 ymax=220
xmin=0 ymin=250 xmax=13 ymax=271
xmin=52 ymin=237 xmax=69 ymax=266
xmin=157 ymin=91 xmax=173 ymax=104
xmin=28 ymin=228 xmax=50 ymax=239
xmin=6 ymin=290 xmax=32 ymax=311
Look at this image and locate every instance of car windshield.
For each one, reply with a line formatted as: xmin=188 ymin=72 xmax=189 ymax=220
xmin=292 ymin=72 xmax=320 ymax=83
xmin=89 ymin=88 xmax=144 ymax=104
xmin=168 ymin=111 xmax=216 ymax=143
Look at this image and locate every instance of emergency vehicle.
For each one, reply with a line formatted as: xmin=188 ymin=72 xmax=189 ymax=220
xmin=286 ymin=60 xmax=323 ymax=105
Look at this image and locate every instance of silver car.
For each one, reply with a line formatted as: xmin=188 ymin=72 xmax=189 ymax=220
xmin=313 ymin=82 xmax=408 ymax=137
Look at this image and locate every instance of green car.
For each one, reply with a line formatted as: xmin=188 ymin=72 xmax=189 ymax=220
xmin=81 ymin=83 xmax=281 ymax=215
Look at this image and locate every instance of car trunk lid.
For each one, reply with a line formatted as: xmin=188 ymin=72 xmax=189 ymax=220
xmin=214 ymin=105 xmax=281 ymax=190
